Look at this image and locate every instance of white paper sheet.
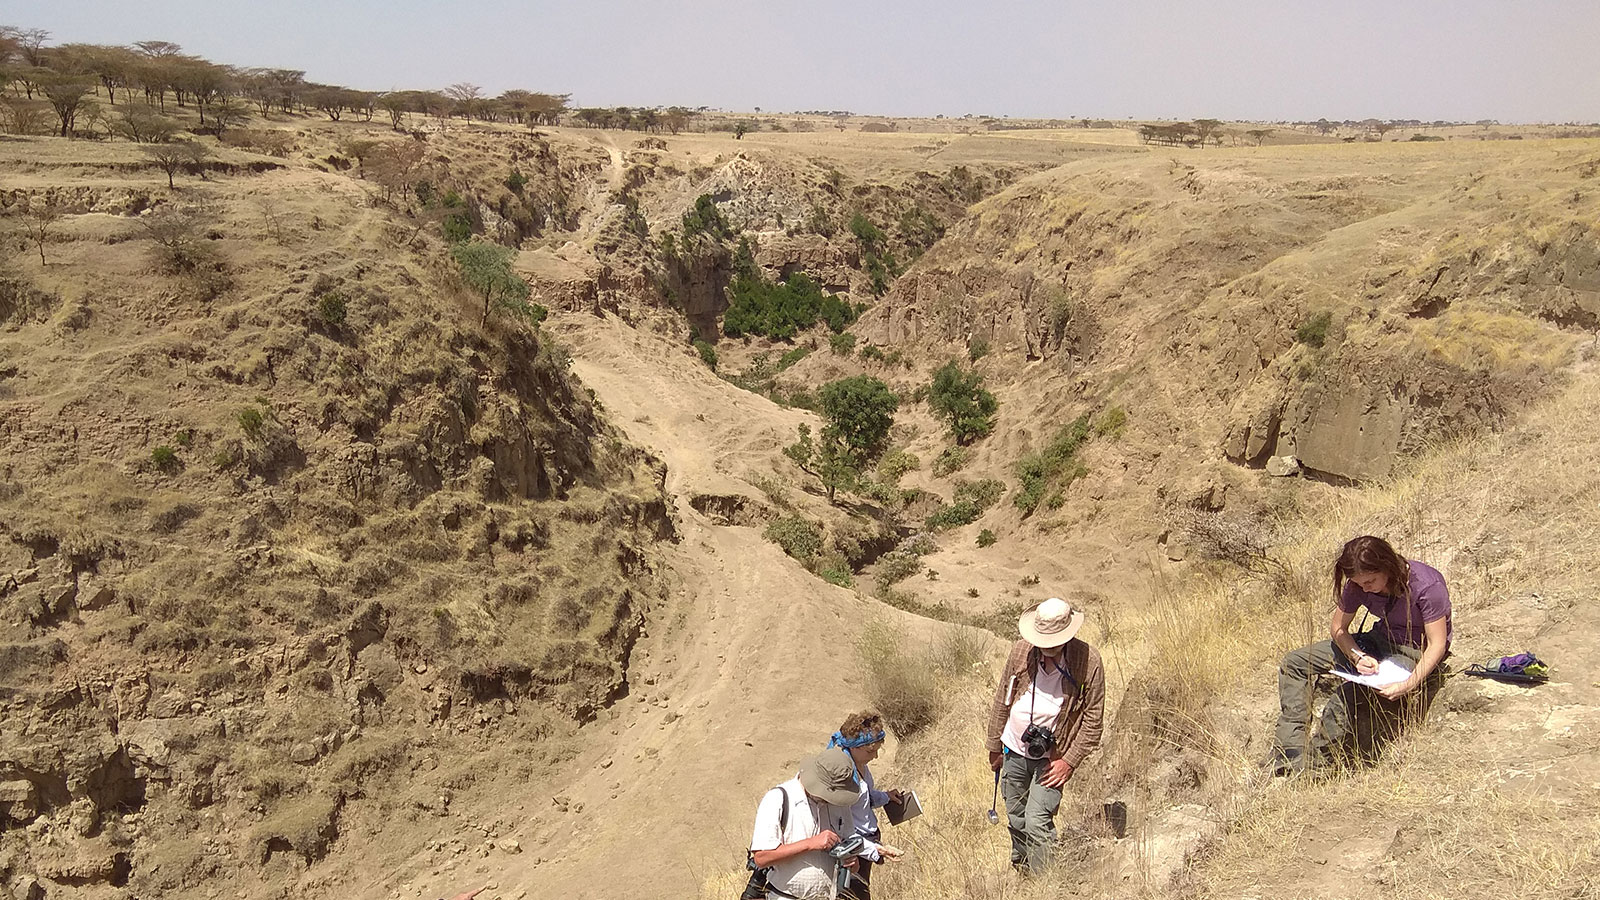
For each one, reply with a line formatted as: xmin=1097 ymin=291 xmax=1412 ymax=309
xmin=1330 ymin=657 xmax=1412 ymax=688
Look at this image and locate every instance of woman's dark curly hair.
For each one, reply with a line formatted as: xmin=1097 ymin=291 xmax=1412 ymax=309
xmin=839 ymin=711 xmax=886 ymax=741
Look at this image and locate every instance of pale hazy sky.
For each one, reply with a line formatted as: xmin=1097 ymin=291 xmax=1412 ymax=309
xmin=12 ymin=1 xmax=1600 ymax=122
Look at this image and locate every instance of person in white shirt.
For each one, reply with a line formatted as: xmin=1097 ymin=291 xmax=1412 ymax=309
xmin=746 ymin=746 xmax=864 ymax=899
xmin=827 ymin=711 xmax=906 ymax=900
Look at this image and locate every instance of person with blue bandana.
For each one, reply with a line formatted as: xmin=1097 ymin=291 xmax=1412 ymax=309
xmin=828 ymin=711 xmax=905 ymax=900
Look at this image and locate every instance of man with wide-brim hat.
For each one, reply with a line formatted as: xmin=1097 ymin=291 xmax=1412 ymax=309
xmin=983 ymin=597 xmax=1106 ymax=874
xmin=746 ymin=746 xmax=863 ymax=898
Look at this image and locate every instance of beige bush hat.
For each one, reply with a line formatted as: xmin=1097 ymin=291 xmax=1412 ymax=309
xmin=1018 ymin=597 xmax=1084 ymax=648
xmin=798 ymin=746 xmax=862 ymax=806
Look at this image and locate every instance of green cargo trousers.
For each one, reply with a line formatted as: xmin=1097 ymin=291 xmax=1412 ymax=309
xmin=1001 ymin=751 xmax=1061 ymax=873
xmin=1274 ymin=631 xmax=1442 ymax=772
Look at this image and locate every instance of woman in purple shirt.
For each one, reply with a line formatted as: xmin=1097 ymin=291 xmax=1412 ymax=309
xmin=1271 ymin=535 xmax=1452 ymax=776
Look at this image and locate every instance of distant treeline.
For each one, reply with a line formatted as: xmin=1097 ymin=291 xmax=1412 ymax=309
xmin=0 ymin=24 xmax=569 ymax=136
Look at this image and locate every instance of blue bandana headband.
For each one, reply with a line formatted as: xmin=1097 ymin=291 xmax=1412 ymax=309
xmin=827 ymin=729 xmax=886 ymax=749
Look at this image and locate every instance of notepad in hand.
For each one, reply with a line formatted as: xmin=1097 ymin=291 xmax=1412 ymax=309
xmin=883 ymin=791 xmax=922 ymax=825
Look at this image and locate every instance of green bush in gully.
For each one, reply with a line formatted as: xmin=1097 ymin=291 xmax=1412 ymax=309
xmin=693 ymin=339 xmax=718 ymax=371
xmin=724 ymin=269 xmax=858 ymax=341
xmin=928 ymin=361 xmax=999 ymax=445
xmin=783 ymin=376 xmax=899 ymax=503
xmin=925 ymin=478 xmax=1005 ymax=531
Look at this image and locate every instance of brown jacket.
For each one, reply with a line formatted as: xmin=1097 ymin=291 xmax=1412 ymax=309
xmin=984 ymin=638 xmax=1105 ymax=769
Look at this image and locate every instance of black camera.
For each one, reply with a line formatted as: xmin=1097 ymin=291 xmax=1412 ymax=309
xmin=1021 ymin=723 xmax=1055 ymax=758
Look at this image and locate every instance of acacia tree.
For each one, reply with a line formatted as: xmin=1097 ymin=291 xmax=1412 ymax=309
xmin=142 ymin=140 xmax=209 ymax=188
xmin=1192 ymin=118 xmax=1224 ymax=147
xmin=21 ymin=197 xmax=61 ymax=266
xmin=444 ymin=83 xmax=482 ymax=120
xmin=41 ymin=76 xmax=93 ymax=137
xmin=451 ymin=240 xmax=544 ymax=326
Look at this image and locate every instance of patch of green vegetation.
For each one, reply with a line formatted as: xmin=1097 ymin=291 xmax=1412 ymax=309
xmin=829 ymin=332 xmax=856 ymax=356
xmin=724 ymin=271 xmax=857 ymax=341
xmin=681 ymin=194 xmax=732 ymax=240
xmin=1014 ymin=413 xmax=1092 ymax=516
xmin=928 ymin=361 xmax=999 ymax=444
xmin=931 ymin=445 xmax=971 ymax=477
xmin=238 ymin=406 xmax=267 ymax=442
xmin=876 ymin=448 xmax=920 ymax=484
xmin=968 ymin=337 xmax=990 ymax=362
xmin=1094 ymin=405 xmax=1128 ymax=439
xmin=315 ymin=290 xmax=347 ymax=328
xmin=976 ymin=528 xmax=997 ymax=548
xmin=764 ymin=515 xmax=823 ymax=561
xmin=693 ymin=339 xmax=718 ymax=371
xmin=777 ymin=346 xmax=811 ymax=371
xmin=1295 ymin=310 xmax=1334 ymax=348
xmin=151 ymin=445 xmax=179 ymax=473
xmin=926 ymin=501 xmax=981 ymax=531
xmin=850 ymin=213 xmax=900 ymax=297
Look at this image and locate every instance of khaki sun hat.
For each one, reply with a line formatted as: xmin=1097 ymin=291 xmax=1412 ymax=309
xmin=798 ymin=746 xmax=861 ymax=806
xmin=1018 ymin=597 xmax=1084 ymax=648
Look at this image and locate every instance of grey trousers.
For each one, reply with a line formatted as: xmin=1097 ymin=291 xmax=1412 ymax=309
xmin=1001 ymin=751 xmax=1061 ymax=872
xmin=1275 ymin=631 xmax=1441 ymax=770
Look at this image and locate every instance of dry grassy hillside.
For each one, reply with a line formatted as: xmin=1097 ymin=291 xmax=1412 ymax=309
xmin=0 ymin=127 xmax=676 ymax=898
xmin=795 ymin=141 xmax=1597 ymax=614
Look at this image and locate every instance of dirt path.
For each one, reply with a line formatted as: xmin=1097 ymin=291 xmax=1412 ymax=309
xmin=382 ymin=313 xmax=947 ymax=900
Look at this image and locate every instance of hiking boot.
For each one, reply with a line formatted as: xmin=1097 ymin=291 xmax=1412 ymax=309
xmin=1266 ymin=748 xmax=1307 ymax=778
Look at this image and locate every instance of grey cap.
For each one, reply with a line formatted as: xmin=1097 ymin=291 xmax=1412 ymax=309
xmin=797 ymin=746 xmax=860 ymax=806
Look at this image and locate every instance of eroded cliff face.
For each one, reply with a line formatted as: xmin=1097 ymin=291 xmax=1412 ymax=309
xmin=0 ymin=132 xmax=675 ymax=898
xmin=857 ymin=146 xmax=1588 ymax=486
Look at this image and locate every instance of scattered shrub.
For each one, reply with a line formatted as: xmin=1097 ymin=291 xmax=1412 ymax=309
xmin=315 ymin=290 xmax=347 ymax=328
xmin=777 ymin=346 xmax=811 ymax=371
xmin=829 ymin=332 xmax=856 ymax=356
xmin=1014 ymin=414 xmax=1092 ymax=516
xmin=976 ymin=529 xmax=997 ymax=548
xmin=876 ymin=449 xmax=920 ymax=484
xmin=150 ymin=445 xmax=180 ymax=473
xmin=681 ymin=194 xmax=732 ymax=240
xmin=931 ymin=446 xmax=971 ymax=477
xmin=968 ymin=337 xmax=990 ymax=362
xmin=1094 ymin=406 xmax=1128 ymax=439
xmin=693 ymin=339 xmax=718 ymax=371
xmin=955 ymin=478 xmax=1006 ymax=510
xmin=504 ymin=170 xmax=528 ymax=193
xmin=813 ymin=552 xmax=854 ymax=587
xmin=764 ymin=516 xmax=822 ymax=562
xmin=1295 ymin=311 xmax=1334 ymax=348
xmin=238 ymin=406 xmax=267 ymax=442
xmin=926 ymin=501 xmax=981 ymax=531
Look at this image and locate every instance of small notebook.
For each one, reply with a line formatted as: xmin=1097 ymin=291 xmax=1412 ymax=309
xmin=883 ymin=791 xmax=922 ymax=825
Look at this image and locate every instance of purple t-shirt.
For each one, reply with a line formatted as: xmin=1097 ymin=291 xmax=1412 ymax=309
xmin=1337 ymin=560 xmax=1452 ymax=650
